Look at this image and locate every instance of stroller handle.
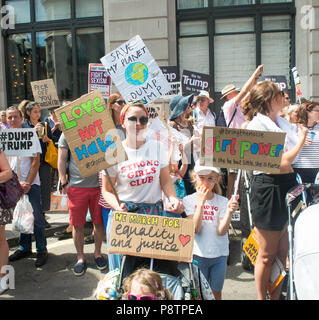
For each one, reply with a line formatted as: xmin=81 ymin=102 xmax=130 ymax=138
xmin=285 ymin=183 xmax=319 ymax=207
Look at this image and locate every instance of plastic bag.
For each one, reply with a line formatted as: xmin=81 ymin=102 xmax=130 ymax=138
xmin=94 ymin=269 xmax=122 ymax=300
xmin=12 ymin=195 xmax=34 ymax=234
xmin=50 ymin=180 xmax=68 ymax=211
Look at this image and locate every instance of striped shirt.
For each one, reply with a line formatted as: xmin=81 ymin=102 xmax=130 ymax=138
xmin=293 ymin=123 xmax=319 ymax=168
xmin=98 ymin=171 xmax=111 ymax=209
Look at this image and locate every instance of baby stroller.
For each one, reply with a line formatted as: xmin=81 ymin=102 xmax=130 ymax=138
xmin=117 ymin=255 xmax=215 ymax=300
xmin=285 ymin=177 xmax=319 ymax=300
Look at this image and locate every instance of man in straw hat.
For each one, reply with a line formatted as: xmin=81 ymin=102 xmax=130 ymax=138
xmin=193 ymin=90 xmax=216 ymax=134
xmin=220 ymin=65 xmax=263 ymax=199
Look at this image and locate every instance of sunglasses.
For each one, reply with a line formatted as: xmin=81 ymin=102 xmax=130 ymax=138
xmin=127 ymin=116 xmax=148 ymax=125
xmin=127 ymin=294 xmax=156 ymax=301
xmin=197 ymin=98 xmax=207 ymax=103
xmin=115 ymin=100 xmax=125 ymax=106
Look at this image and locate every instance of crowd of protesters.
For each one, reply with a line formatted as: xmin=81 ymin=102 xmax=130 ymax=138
xmin=0 ymin=67 xmax=318 ymax=300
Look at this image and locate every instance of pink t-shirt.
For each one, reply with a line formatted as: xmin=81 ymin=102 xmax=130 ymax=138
xmin=222 ymin=97 xmax=246 ymax=129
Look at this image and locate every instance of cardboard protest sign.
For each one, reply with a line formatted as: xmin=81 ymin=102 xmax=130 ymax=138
xmin=0 ymin=128 xmax=41 ymax=157
xmin=200 ymin=127 xmax=286 ymax=173
xmin=108 ymin=212 xmax=195 ymax=263
xmin=55 ymin=90 xmax=127 ymax=178
xmin=182 ymin=70 xmax=210 ymax=95
xmin=88 ymin=63 xmax=111 ymax=99
xmin=259 ymin=75 xmax=288 ymax=92
xmin=31 ymin=79 xmax=60 ymax=109
xmin=100 ymin=35 xmax=171 ymax=104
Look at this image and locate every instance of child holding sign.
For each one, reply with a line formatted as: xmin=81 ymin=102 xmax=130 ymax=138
xmin=183 ymin=161 xmax=239 ymax=300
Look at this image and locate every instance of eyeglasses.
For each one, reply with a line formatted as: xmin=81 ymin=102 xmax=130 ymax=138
xmin=115 ymin=100 xmax=125 ymax=106
xmin=127 ymin=294 xmax=156 ymax=301
xmin=127 ymin=116 xmax=148 ymax=125
xmin=197 ymin=98 xmax=207 ymax=103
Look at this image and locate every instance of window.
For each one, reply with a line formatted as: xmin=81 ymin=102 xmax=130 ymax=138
xmin=177 ymin=0 xmax=208 ymax=10
xmin=3 ymin=0 xmax=104 ymax=106
xmin=177 ymin=1 xmax=295 ymax=105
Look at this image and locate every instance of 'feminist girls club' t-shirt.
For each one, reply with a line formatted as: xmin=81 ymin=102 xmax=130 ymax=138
xmin=183 ymin=193 xmax=229 ymax=258
xmin=105 ymin=140 xmax=168 ymax=204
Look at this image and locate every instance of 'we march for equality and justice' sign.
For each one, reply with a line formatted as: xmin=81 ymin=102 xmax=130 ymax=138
xmin=100 ymin=35 xmax=171 ymax=104
xmin=55 ymin=90 xmax=127 ymax=178
xmin=200 ymin=127 xmax=286 ymax=173
xmin=0 ymin=128 xmax=40 ymax=157
xmin=108 ymin=212 xmax=195 ymax=263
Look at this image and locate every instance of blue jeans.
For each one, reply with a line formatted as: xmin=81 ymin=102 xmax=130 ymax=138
xmin=19 ymin=184 xmax=47 ymax=253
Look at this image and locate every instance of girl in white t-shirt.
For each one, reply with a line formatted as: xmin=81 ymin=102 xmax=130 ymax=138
xmin=102 ymin=102 xmax=184 ymax=271
xmin=183 ymin=161 xmax=238 ymax=300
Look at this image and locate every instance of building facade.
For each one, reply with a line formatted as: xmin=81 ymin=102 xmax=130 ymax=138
xmin=0 ymin=0 xmax=318 ymax=109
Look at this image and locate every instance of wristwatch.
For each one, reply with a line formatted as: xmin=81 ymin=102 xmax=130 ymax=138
xmin=61 ymin=182 xmax=69 ymax=188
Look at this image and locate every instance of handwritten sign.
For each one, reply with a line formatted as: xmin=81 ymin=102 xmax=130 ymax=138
xmin=55 ymin=90 xmax=127 ymax=178
xmin=200 ymin=127 xmax=286 ymax=173
xmin=108 ymin=212 xmax=195 ymax=263
xmin=100 ymin=35 xmax=171 ymax=104
xmin=182 ymin=70 xmax=210 ymax=95
xmin=88 ymin=63 xmax=111 ymax=99
xmin=31 ymin=79 xmax=60 ymax=109
xmin=0 ymin=128 xmax=41 ymax=157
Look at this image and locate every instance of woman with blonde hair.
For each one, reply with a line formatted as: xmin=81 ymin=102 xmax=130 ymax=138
xmin=106 ymin=92 xmax=126 ymax=139
xmin=242 ymin=81 xmax=308 ymax=300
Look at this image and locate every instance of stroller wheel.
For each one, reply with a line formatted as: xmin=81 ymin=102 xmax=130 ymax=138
xmin=240 ymin=238 xmax=254 ymax=271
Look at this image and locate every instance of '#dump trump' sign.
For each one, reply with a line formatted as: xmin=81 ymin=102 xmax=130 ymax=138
xmin=200 ymin=127 xmax=286 ymax=173
xmin=108 ymin=212 xmax=195 ymax=263
xmin=100 ymin=35 xmax=171 ymax=104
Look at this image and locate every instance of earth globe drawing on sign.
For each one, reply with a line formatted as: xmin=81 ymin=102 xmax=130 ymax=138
xmin=125 ymin=62 xmax=149 ymax=86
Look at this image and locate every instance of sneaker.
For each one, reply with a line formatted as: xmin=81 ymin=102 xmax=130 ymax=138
xmin=94 ymin=256 xmax=107 ymax=271
xmin=9 ymin=250 xmax=32 ymax=262
xmin=35 ymin=252 xmax=48 ymax=268
xmin=54 ymin=229 xmax=72 ymax=240
xmin=73 ymin=261 xmax=87 ymax=276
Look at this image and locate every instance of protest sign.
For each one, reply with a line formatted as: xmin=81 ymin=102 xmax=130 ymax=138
xmin=292 ymin=67 xmax=303 ymax=97
xmin=259 ymin=75 xmax=288 ymax=92
xmin=88 ymin=63 xmax=111 ymax=99
xmin=31 ymin=79 xmax=60 ymax=109
xmin=182 ymin=70 xmax=210 ymax=95
xmin=55 ymin=89 xmax=127 ymax=178
xmin=0 ymin=128 xmax=40 ymax=157
xmin=160 ymin=66 xmax=181 ymax=99
xmin=200 ymin=126 xmax=286 ymax=173
xmin=100 ymin=35 xmax=171 ymax=104
xmin=108 ymin=212 xmax=195 ymax=263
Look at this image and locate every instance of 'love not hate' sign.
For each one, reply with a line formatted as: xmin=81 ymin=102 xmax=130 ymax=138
xmin=100 ymin=35 xmax=171 ymax=104
xmin=108 ymin=212 xmax=195 ymax=263
xmin=200 ymin=127 xmax=286 ymax=173
xmin=55 ymin=90 xmax=127 ymax=178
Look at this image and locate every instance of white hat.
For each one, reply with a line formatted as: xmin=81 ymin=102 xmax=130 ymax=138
xmin=194 ymin=160 xmax=221 ymax=176
xmin=196 ymin=90 xmax=214 ymax=103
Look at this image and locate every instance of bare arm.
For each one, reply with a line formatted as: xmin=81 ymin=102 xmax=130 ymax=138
xmin=0 ymin=151 xmax=12 ymax=183
xmin=21 ymin=153 xmax=40 ymax=194
xmin=217 ymin=195 xmax=239 ymax=236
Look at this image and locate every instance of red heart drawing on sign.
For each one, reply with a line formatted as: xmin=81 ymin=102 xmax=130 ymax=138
xmin=179 ymin=235 xmax=191 ymax=247
xmin=74 ymin=108 xmax=81 ymax=116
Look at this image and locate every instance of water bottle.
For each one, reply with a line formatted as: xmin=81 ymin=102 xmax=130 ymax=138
xmin=307 ymin=131 xmax=315 ymax=141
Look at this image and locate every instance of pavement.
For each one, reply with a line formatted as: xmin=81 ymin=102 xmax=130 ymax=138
xmin=5 ymin=210 xmax=70 ymax=248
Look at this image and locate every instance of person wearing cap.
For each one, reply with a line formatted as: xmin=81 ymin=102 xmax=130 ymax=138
xmin=193 ymin=90 xmax=216 ymax=134
xmin=169 ymin=94 xmax=199 ymax=195
xmin=183 ymin=160 xmax=238 ymax=300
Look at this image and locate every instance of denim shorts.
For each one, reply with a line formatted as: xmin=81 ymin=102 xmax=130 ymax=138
xmin=193 ymin=255 xmax=227 ymax=292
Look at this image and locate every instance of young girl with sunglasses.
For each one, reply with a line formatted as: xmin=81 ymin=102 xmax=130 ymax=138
xmin=123 ymin=268 xmax=173 ymax=300
xmin=102 ymin=102 xmax=184 ymax=271
xmin=183 ymin=161 xmax=239 ymax=300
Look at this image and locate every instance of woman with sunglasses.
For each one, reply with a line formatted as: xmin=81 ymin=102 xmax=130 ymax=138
xmin=123 ymin=268 xmax=173 ymax=300
xmin=242 ymin=81 xmax=308 ymax=300
xmin=293 ymin=101 xmax=319 ymax=184
xmin=106 ymin=92 xmax=126 ymax=140
xmin=102 ymin=102 xmax=184 ymax=271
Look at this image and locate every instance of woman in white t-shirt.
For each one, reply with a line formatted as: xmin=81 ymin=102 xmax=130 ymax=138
xmin=102 ymin=102 xmax=184 ymax=271
xmin=183 ymin=161 xmax=238 ymax=300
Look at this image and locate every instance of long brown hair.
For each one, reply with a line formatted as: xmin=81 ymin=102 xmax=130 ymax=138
xmin=296 ymin=101 xmax=319 ymax=126
xmin=107 ymin=92 xmax=121 ymax=124
xmin=242 ymin=81 xmax=282 ymax=120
